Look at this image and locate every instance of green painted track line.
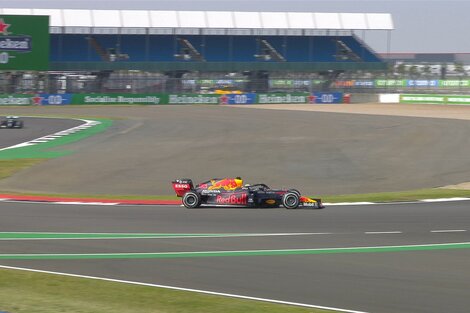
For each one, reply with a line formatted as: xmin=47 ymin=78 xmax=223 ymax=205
xmin=0 ymin=118 xmax=112 ymax=159
xmin=1 ymin=242 xmax=470 ymax=260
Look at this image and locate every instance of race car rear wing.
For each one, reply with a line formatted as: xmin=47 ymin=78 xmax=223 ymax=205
xmin=172 ymin=179 xmax=194 ymax=197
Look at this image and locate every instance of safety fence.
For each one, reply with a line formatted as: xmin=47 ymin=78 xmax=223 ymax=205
xmin=4 ymin=75 xmax=470 ymax=94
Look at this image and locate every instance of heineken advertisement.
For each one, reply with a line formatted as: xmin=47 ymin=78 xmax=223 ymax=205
xmin=0 ymin=15 xmax=49 ymax=71
xmin=400 ymin=94 xmax=470 ymax=105
xmin=257 ymin=93 xmax=310 ymax=104
xmin=168 ymin=94 xmax=221 ymax=104
xmin=72 ymin=94 xmax=168 ymax=105
xmin=0 ymin=94 xmax=35 ymax=105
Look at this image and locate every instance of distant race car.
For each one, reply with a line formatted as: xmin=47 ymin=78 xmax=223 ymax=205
xmin=0 ymin=116 xmax=24 ymax=129
xmin=172 ymin=177 xmax=324 ymax=209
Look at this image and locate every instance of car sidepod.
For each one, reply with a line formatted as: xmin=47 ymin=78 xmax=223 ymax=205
xmin=198 ymin=189 xmax=250 ymax=207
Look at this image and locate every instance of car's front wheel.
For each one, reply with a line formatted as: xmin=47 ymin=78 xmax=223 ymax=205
xmin=182 ymin=191 xmax=201 ymax=209
xmin=282 ymin=192 xmax=300 ymax=209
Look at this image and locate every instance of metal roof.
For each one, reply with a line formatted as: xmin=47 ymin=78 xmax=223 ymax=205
xmin=0 ymin=9 xmax=394 ymax=35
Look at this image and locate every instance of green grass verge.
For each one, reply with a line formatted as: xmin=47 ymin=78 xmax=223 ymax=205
xmin=0 ymin=159 xmax=45 ymax=180
xmin=321 ymin=188 xmax=470 ymax=203
xmin=0 ymin=268 xmax=333 ymax=313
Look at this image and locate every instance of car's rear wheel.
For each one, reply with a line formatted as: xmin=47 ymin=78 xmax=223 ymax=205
xmin=282 ymin=192 xmax=300 ymax=209
xmin=182 ymin=191 xmax=201 ymax=208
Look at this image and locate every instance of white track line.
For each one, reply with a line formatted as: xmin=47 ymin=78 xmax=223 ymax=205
xmin=324 ymin=202 xmax=375 ymax=206
xmin=0 ymin=265 xmax=369 ymax=313
xmin=0 ymin=232 xmax=334 ymax=241
xmin=430 ymin=230 xmax=467 ymax=233
xmin=54 ymin=202 xmax=120 ymax=206
xmin=0 ymin=117 xmax=100 ymax=152
xmin=420 ymin=197 xmax=470 ymax=202
xmin=365 ymin=231 xmax=403 ymax=234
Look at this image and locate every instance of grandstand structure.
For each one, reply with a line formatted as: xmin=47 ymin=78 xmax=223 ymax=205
xmin=1 ymin=8 xmax=392 ymax=68
xmin=0 ymin=8 xmax=394 ymax=92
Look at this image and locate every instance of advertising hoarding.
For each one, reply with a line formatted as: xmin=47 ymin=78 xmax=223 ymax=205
xmin=0 ymin=15 xmax=49 ymax=71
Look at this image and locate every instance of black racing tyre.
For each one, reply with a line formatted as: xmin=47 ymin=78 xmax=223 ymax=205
xmin=182 ymin=191 xmax=201 ymax=209
xmin=282 ymin=192 xmax=300 ymax=209
xmin=288 ymin=189 xmax=301 ymax=197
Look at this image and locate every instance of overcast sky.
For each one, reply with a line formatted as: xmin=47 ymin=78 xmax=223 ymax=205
xmin=1 ymin=0 xmax=469 ymax=53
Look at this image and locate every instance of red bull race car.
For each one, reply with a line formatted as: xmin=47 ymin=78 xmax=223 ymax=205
xmin=172 ymin=177 xmax=324 ymax=209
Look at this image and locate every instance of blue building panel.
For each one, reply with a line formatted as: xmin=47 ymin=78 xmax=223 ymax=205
xmin=50 ymin=34 xmax=381 ymax=64
xmin=120 ymin=35 xmax=148 ymax=62
xmin=148 ymin=35 xmax=176 ymax=62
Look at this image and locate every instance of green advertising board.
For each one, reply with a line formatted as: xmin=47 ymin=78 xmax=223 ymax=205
xmin=375 ymin=80 xmax=406 ymax=87
xmin=0 ymin=15 xmax=49 ymax=71
xmin=400 ymin=94 xmax=470 ymax=105
xmin=72 ymin=94 xmax=168 ymax=105
xmin=438 ymin=80 xmax=470 ymax=87
xmin=0 ymin=94 xmax=33 ymax=105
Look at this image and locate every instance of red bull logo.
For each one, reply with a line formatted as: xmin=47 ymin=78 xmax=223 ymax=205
xmin=208 ymin=178 xmax=243 ymax=191
xmin=216 ymin=193 xmax=247 ymax=205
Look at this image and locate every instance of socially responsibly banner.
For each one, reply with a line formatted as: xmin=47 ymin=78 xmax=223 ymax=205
xmin=72 ymin=94 xmax=168 ymax=105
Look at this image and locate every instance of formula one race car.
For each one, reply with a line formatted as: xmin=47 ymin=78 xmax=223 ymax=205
xmin=172 ymin=177 xmax=324 ymax=209
xmin=0 ymin=116 xmax=24 ymax=129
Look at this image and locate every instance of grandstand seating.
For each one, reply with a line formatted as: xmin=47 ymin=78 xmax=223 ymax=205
xmin=50 ymin=34 xmax=381 ymax=63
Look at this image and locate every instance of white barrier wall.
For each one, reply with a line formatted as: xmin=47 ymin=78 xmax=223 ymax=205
xmin=379 ymin=94 xmax=400 ymax=103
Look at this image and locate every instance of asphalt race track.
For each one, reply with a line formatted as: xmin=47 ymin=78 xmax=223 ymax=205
xmin=2 ymin=105 xmax=470 ymax=195
xmin=0 ymin=200 xmax=470 ymax=313
xmin=0 ymin=117 xmax=83 ymax=149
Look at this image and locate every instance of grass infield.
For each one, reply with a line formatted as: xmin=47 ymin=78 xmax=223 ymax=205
xmin=0 ymin=159 xmax=45 ymax=180
xmin=0 ymin=268 xmax=333 ymax=313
